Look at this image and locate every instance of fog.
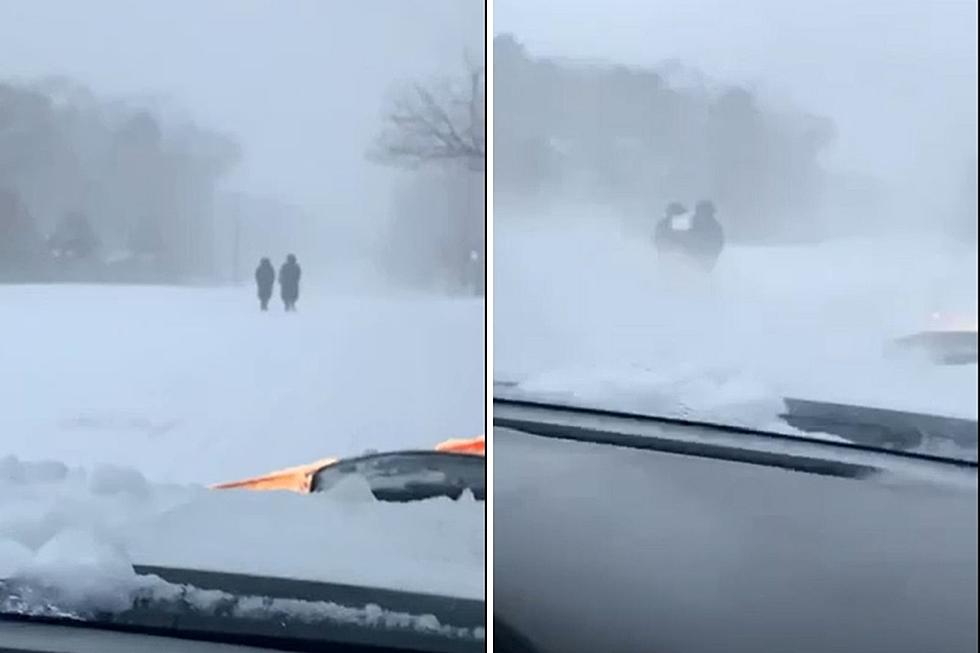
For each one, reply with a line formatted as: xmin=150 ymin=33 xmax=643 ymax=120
xmin=1 ymin=0 xmax=484 ymax=291
xmin=496 ymin=0 xmax=977 ymax=192
xmin=494 ymin=0 xmax=978 ymax=420
xmin=0 ymin=2 xmax=486 ymax=484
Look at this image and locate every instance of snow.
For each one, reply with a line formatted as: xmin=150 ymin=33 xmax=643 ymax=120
xmin=3 ymin=571 xmax=485 ymax=641
xmin=495 ymin=213 xmax=978 ymax=428
xmin=0 ymin=285 xmax=484 ymax=612
xmin=0 ymin=285 xmax=484 ymax=485
xmin=18 ymin=528 xmax=139 ymax=613
xmin=515 ymin=366 xmax=793 ymax=433
xmin=0 ymin=454 xmax=484 ymax=606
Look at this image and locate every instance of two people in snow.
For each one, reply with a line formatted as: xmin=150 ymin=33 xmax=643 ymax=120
xmin=654 ymin=200 xmax=724 ymax=272
xmin=255 ymin=254 xmax=301 ymax=311
xmin=252 ymin=205 xmax=718 ymax=309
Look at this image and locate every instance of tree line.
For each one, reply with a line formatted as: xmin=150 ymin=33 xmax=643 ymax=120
xmin=1 ymin=77 xmax=239 ymax=283
xmin=493 ymin=34 xmax=840 ymax=241
xmin=494 ymin=35 xmax=978 ymax=243
xmin=494 ymin=35 xmax=835 ymax=238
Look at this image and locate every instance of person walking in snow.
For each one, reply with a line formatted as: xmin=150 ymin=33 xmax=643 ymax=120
xmin=654 ymin=200 xmax=725 ymax=273
xmin=654 ymin=201 xmax=691 ymax=258
xmin=688 ymin=200 xmax=725 ymax=271
xmin=255 ymin=258 xmax=275 ymax=311
xmin=279 ymin=254 xmax=301 ymax=312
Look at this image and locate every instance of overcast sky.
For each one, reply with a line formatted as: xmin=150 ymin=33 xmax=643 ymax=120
xmin=2 ymin=1 xmax=974 ymax=207
xmin=0 ymin=0 xmax=483 ymax=217
xmin=495 ymin=0 xmax=977 ymax=183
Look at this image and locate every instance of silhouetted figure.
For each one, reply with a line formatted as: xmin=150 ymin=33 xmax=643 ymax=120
xmin=654 ymin=201 xmax=691 ymax=258
xmin=689 ymin=200 xmax=725 ymax=271
xmin=255 ymin=258 xmax=275 ymax=311
xmin=654 ymin=200 xmax=725 ymax=272
xmin=279 ymin=254 xmax=301 ymax=312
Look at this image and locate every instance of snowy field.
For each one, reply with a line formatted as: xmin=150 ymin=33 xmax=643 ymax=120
xmin=0 ymin=285 xmax=485 ymax=603
xmin=1 ymin=285 xmax=484 ymax=485
xmin=495 ymin=213 xmax=978 ymax=428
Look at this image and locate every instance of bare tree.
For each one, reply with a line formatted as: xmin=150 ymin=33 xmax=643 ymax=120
xmin=371 ymin=56 xmax=485 ymax=171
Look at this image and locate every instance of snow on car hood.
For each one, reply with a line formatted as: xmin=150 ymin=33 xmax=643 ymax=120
xmin=507 ymin=366 xmax=799 ymax=435
xmin=0 ymin=456 xmax=484 ymax=609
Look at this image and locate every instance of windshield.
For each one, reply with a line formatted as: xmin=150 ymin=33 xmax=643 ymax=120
xmin=0 ymin=0 xmax=485 ymax=627
xmin=493 ymin=1 xmax=978 ymax=461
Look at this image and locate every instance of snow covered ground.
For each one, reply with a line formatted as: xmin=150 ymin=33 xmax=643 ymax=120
xmin=495 ymin=212 xmax=978 ymax=428
xmin=0 ymin=284 xmax=484 ymax=606
xmin=0 ymin=456 xmax=484 ymax=602
xmin=1 ymin=285 xmax=484 ymax=484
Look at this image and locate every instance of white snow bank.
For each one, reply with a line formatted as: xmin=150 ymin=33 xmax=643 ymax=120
xmin=2 ymin=570 xmax=485 ymax=641
xmin=496 ymin=214 xmax=978 ymax=427
xmin=15 ymin=528 xmax=141 ymax=613
xmin=2 ymin=572 xmax=484 ymax=641
xmin=0 ymin=286 xmax=484 ymax=485
xmin=516 ymin=365 xmax=793 ymax=433
xmin=0 ymin=455 xmax=484 ymax=603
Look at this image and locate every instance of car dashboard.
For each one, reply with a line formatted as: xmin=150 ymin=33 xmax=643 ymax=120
xmin=493 ymin=399 xmax=978 ymax=653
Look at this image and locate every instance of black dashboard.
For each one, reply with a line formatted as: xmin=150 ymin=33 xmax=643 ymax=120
xmin=493 ymin=400 xmax=978 ymax=653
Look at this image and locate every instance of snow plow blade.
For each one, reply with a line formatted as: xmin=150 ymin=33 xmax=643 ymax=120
xmin=889 ymin=330 xmax=978 ymax=365
xmin=210 ymin=457 xmax=337 ymax=493
xmin=211 ymin=436 xmax=484 ymax=493
xmin=781 ymin=397 xmax=977 ymax=460
xmin=435 ymin=435 xmax=485 ymax=455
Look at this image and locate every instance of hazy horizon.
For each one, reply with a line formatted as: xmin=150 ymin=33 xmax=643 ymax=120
xmin=1 ymin=0 xmax=483 ymax=218
xmin=494 ymin=0 xmax=977 ymax=191
xmin=1 ymin=0 xmax=485 ymax=292
xmin=493 ymin=0 xmax=977 ymax=426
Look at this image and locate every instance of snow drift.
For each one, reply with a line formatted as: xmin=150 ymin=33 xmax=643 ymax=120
xmin=0 ymin=284 xmax=484 ymax=614
xmin=495 ymin=212 xmax=978 ymax=427
xmin=0 ymin=455 xmax=484 ymax=605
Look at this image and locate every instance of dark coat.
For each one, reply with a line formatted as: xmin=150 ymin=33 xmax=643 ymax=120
xmin=279 ymin=260 xmax=301 ymax=301
xmin=654 ymin=213 xmax=725 ymax=270
xmin=255 ymin=261 xmax=275 ymax=298
xmin=689 ymin=214 xmax=724 ymax=270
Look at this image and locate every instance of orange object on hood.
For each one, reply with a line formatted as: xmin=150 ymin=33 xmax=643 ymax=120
xmin=434 ymin=435 xmax=485 ymax=456
xmin=210 ymin=457 xmax=336 ymax=493
xmin=211 ymin=436 xmax=484 ymax=493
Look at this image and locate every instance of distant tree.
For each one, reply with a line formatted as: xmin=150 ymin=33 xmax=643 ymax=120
xmin=49 ymin=211 xmax=101 ymax=259
xmin=1 ymin=77 xmax=240 ymax=283
xmin=117 ymin=111 xmax=162 ymax=150
xmin=129 ymin=214 xmax=165 ymax=257
xmin=492 ymin=34 xmax=839 ymax=240
xmin=371 ymin=55 xmax=485 ymax=171
xmin=370 ymin=54 xmax=486 ymax=296
xmin=0 ymin=188 xmax=44 ymax=279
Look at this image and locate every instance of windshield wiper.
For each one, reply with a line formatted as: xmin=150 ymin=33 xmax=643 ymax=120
xmin=493 ymin=394 xmax=978 ymax=473
xmin=781 ymin=398 xmax=977 ymax=456
xmin=493 ymin=382 xmax=978 ymax=464
xmin=1 ymin=569 xmax=485 ymax=653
